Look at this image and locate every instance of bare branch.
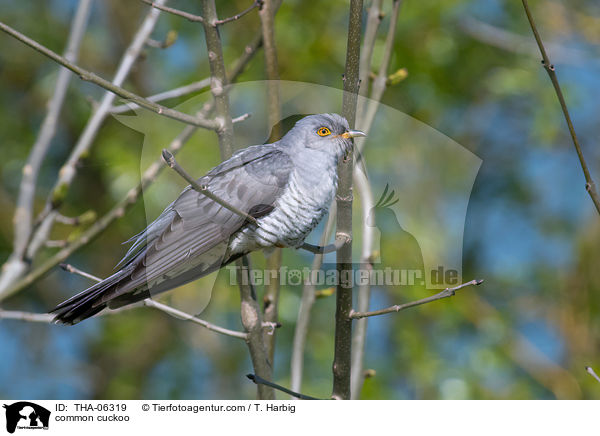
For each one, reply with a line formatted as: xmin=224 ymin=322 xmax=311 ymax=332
xmin=258 ymin=0 xmax=283 ymax=366
xmin=349 ymin=279 xmax=484 ymax=320
xmin=299 ymin=234 xmax=350 ymax=254
xmin=521 ymin=0 xmax=600 ymax=216
xmin=0 ymin=310 xmax=54 ymax=323
xmin=140 ymin=0 xmax=204 ymax=23
xmin=585 ymin=366 xmax=600 ymax=384
xmin=216 ymin=1 xmax=263 ymax=26
xmin=350 ymin=167 xmax=375 ymax=399
xmin=237 ymin=257 xmax=275 ymax=399
xmin=459 ymin=16 xmax=588 ymax=65
xmin=202 ymin=0 xmax=274 ymax=400
xmin=202 ymin=0 xmax=234 ymax=158
xmin=246 ymin=374 xmax=321 ymax=400
xmin=358 ymin=0 xmax=402 ymax=138
xmin=332 ymin=0 xmax=364 ymax=401
xmin=161 ymin=149 xmax=259 ymax=225
xmin=0 ymin=20 xmax=219 ymax=132
xmin=232 ymin=113 xmax=251 ymax=124
xmin=358 ymin=0 xmax=383 ymax=99
xmin=0 ymin=0 xmax=92 ymax=301
xmin=59 ymin=263 xmax=101 ymax=282
xmin=143 ymin=299 xmax=248 ymax=340
xmin=111 ymin=78 xmax=211 ymax=114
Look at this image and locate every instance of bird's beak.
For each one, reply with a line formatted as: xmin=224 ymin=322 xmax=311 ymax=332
xmin=341 ymin=129 xmax=366 ymax=139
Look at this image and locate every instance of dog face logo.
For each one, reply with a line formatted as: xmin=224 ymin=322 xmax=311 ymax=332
xmin=3 ymin=402 xmax=50 ymax=434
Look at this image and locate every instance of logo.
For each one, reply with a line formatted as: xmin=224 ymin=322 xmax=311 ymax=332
xmin=2 ymin=402 xmax=50 ymax=434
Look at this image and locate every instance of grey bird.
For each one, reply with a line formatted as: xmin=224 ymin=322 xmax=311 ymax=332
xmin=51 ymin=113 xmax=365 ymax=324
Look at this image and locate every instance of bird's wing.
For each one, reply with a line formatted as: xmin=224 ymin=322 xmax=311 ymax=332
xmin=108 ymin=144 xmax=293 ymax=299
xmin=52 ymin=144 xmax=293 ymax=323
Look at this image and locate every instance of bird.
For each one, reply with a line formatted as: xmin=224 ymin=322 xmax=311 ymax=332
xmin=51 ymin=113 xmax=365 ymax=324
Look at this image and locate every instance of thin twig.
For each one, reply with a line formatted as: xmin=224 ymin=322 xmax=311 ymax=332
xmin=521 ymin=0 xmax=600 ymax=216
xmin=332 ymin=0 xmax=363 ymax=401
xmin=349 ymin=279 xmax=484 ymax=319
xmin=144 ymin=299 xmax=248 ymax=339
xmin=215 ymin=0 xmax=263 ymax=25
xmin=232 ymin=113 xmax=251 ymax=124
xmin=350 ymin=167 xmax=375 ymax=399
xmin=59 ymin=263 xmax=102 ymax=282
xmin=246 ymin=374 xmax=321 ymax=400
xmin=299 ymin=234 xmax=350 ymax=254
xmin=585 ymin=366 xmax=600 ymax=384
xmin=111 ymin=78 xmax=211 ymax=114
xmin=459 ymin=16 xmax=587 ymax=66
xmin=358 ymin=0 xmax=402 ymax=142
xmin=0 ymin=0 xmax=92 ymax=297
xmin=140 ymin=0 xmax=204 ymax=23
xmin=161 ymin=149 xmax=259 ymax=225
xmin=0 ymin=310 xmax=54 ymax=323
xmin=0 ymin=20 xmax=219 ymax=131
xmin=358 ymin=0 xmax=383 ymax=99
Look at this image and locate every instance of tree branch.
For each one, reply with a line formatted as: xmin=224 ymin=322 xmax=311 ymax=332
xmin=358 ymin=0 xmax=402 ymax=141
xmin=110 ymin=78 xmax=211 ymax=114
xmin=246 ymin=374 xmax=321 ymax=400
xmin=332 ymin=0 xmax=363 ymax=401
xmin=0 ymin=0 xmax=92 ymax=302
xmin=258 ymin=0 xmax=283 ymax=365
xmin=201 ymin=0 xmax=274 ymax=400
xmin=298 ymin=234 xmax=349 ymax=254
xmin=140 ymin=0 xmax=204 ymax=23
xmin=0 ymin=310 xmax=54 ymax=323
xmin=358 ymin=0 xmax=383 ymax=99
xmin=585 ymin=366 xmax=600 ymax=384
xmin=161 ymin=149 xmax=259 ymax=225
xmin=349 ymin=279 xmax=484 ymax=319
xmin=0 ymin=20 xmax=219 ymax=132
xmin=143 ymin=299 xmax=248 ymax=340
xmin=350 ymin=167 xmax=375 ymax=399
xmin=215 ymin=1 xmax=263 ymax=26
xmin=521 ymin=0 xmax=600 ymax=216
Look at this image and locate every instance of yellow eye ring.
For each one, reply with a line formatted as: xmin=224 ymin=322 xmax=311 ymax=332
xmin=316 ymin=127 xmax=331 ymax=137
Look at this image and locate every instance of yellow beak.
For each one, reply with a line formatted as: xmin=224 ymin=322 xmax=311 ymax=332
xmin=341 ymin=129 xmax=367 ymax=139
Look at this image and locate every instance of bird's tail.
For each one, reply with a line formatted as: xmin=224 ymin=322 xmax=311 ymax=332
xmin=50 ymin=267 xmax=133 ymax=325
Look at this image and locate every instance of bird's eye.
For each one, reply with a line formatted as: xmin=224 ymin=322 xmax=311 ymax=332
xmin=316 ymin=127 xmax=331 ymax=137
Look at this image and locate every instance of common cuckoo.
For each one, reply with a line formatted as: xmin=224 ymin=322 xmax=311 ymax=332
xmin=51 ymin=113 xmax=365 ymax=324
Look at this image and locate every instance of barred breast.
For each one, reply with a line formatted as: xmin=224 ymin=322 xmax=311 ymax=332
xmin=229 ymin=164 xmax=338 ymax=253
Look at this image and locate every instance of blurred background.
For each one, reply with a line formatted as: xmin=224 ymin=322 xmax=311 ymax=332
xmin=1 ymin=0 xmax=600 ymax=399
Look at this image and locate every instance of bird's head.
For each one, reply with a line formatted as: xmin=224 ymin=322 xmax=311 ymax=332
xmin=282 ymin=113 xmax=366 ymax=160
